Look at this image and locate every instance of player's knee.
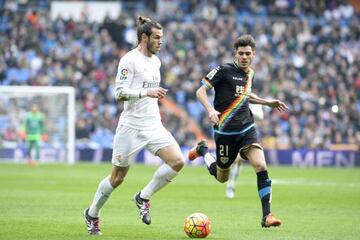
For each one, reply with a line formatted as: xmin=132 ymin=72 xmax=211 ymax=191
xmin=217 ymin=177 xmax=229 ymax=183
xmin=110 ymin=175 xmax=125 ymax=188
xmin=252 ymin=162 xmax=267 ymax=172
xmin=216 ymin=167 xmax=230 ymax=183
xmin=170 ymin=156 xmax=185 ymax=171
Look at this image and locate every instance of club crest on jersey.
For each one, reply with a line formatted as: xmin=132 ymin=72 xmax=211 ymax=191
xmin=119 ymin=69 xmax=128 ymax=80
xmin=220 ymin=156 xmax=229 ymax=164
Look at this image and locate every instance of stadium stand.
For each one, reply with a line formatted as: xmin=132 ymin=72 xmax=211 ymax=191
xmin=0 ymin=0 xmax=359 ymax=151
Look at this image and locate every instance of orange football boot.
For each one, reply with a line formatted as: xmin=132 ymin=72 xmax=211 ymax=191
xmin=188 ymin=140 xmax=208 ymax=161
xmin=261 ymin=213 xmax=282 ymax=228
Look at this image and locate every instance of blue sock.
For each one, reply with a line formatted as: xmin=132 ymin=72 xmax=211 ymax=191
xmin=257 ymin=170 xmax=271 ymax=217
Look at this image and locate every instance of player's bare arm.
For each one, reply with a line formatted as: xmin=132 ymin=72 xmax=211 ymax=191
xmin=196 ymin=84 xmax=220 ymax=126
xmin=249 ymin=93 xmax=288 ymax=112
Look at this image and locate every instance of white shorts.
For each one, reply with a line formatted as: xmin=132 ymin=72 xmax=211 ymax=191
xmin=112 ymin=124 xmax=177 ymax=167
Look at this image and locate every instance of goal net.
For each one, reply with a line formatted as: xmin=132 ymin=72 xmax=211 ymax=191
xmin=0 ymin=86 xmax=75 ymax=164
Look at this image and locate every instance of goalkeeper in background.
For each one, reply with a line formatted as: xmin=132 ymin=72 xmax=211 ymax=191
xmin=24 ymin=104 xmax=45 ymax=165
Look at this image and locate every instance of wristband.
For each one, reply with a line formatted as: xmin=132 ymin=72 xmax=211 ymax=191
xmin=139 ymin=89 xmax=147 ymax=98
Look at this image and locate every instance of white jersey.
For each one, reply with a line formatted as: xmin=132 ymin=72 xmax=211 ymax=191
xmin=249 ymin=104 xmax=264 ymax=120
xmin=115 ymin=48 xmax=162 ymax=130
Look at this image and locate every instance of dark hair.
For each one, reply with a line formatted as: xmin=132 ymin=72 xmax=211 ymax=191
xmin=136 ymin=16 xmax=162 ymax=43
xmin=233 ymin=34 xmax=256 ymax=50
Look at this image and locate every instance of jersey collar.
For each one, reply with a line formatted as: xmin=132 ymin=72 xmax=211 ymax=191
xmin=233 ymin=61 xmax=249 ymax=74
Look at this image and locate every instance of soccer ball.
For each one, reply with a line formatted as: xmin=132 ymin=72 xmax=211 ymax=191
xmin=184 ymin=213 xmax=211 ymax=238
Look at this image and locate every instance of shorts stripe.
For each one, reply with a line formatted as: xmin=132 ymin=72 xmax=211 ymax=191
xmin=214 ymin=123 xmax=255 ymax=135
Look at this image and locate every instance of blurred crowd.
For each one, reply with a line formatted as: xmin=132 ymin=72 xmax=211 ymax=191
xmin=0 ymin=0 xmax=359 ymax=149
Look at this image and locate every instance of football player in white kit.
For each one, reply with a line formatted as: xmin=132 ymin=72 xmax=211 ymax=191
xmin=83 ymin=16 xmax=185 ymax=235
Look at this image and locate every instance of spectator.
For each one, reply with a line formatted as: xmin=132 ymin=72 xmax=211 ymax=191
xmin=0 ymin=0 xmax=358 ymax=149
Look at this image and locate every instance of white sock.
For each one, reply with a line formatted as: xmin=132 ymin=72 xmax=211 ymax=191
xmin=227 ymin=163 xmax=243 ymax=189
xmin=203 ymin=153 xmax=216 ymax=167
xmin=88 ymin=175 xmax=114 ymax=218
xmin=140 ymin=164 xmax=178 ymax=200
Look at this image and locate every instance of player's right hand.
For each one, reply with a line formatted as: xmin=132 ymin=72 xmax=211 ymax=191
xmin=208 ymin=109 xmax=221 ymax=126
xmin=147 ymin=87 xmax=168 ymax=99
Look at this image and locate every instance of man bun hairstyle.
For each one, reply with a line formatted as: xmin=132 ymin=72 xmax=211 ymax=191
xmin=136 ymin=16 xmax=162 ymax=43
xmin=234 ymin=34 xmax=256 ymax=50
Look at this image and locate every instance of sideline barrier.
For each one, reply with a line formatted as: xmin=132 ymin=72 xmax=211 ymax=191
xmin=0 ymin=147 xmax=359 ymax=167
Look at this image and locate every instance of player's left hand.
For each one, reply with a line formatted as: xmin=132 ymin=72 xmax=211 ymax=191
xmin=147 ymin=87 xmax=168 ymax=99
xmin=268 ymin=100 xmax=289 ymax=112
xmin=208 ymin=109 xmax=221 ymax=126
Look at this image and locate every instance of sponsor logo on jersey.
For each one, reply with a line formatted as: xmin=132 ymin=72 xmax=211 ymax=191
xmin=119 ymin=69 xmax=128 ymax=80
xmin=232 ymin=76 xmax=243 ymax=81
xmin=143 ymin=82 xmax=160 ymax=88
xmin=234 ymin=85 xmax=245 ymax=97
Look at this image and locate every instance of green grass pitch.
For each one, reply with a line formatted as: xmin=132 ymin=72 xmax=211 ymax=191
xmin=1 ymin=163 xmax=359 ymax=239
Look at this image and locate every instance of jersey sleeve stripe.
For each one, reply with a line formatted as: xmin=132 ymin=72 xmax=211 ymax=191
xmin=201 ymin=78 xmax=213 ymax=89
